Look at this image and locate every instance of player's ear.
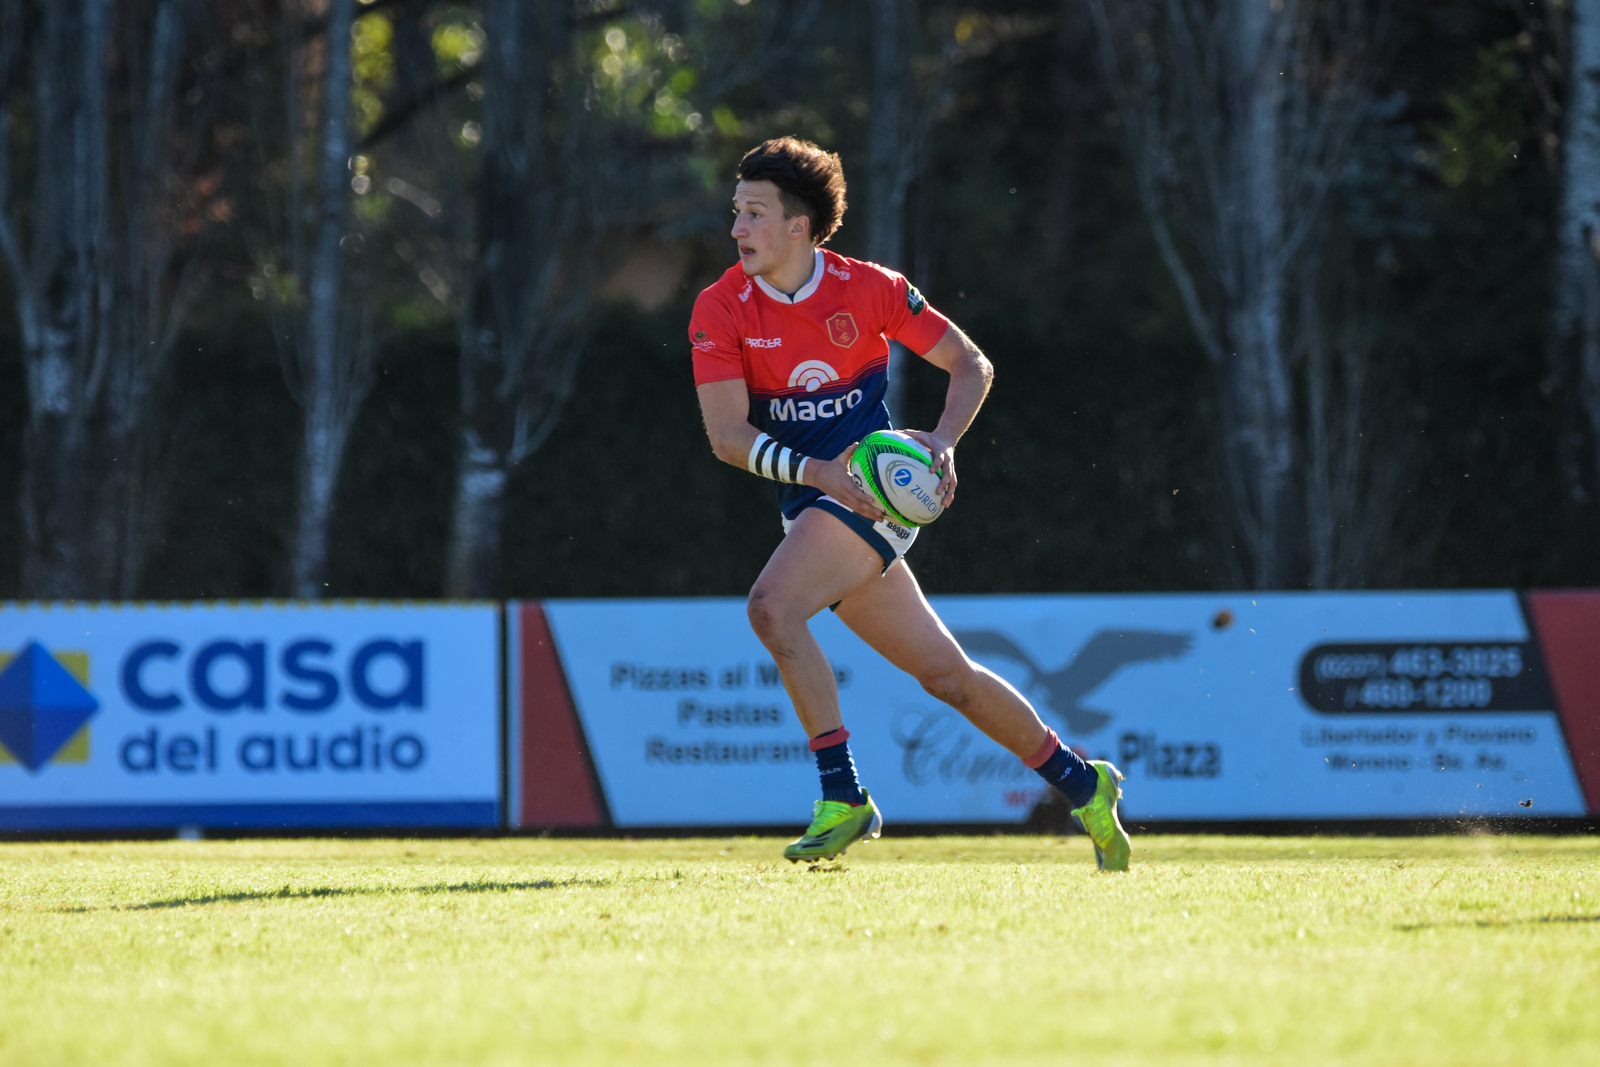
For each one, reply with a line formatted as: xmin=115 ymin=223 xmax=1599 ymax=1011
xmin=790 ymin=213 xmax=810 ymax=241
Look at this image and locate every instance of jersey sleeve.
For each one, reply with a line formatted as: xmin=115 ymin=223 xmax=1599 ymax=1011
xmin=689 ymin=288 xmax=745 ymax=386
xmin=875 ymin=267 xmax=952 ymax=355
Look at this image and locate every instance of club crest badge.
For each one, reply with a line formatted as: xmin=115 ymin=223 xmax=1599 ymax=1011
xmin=826 ymin=312 xmax=858 ymax=348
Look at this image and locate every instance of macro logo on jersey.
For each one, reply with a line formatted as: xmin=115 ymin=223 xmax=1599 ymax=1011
xmin=768 ymin=390 xmax=866 ymax=423
xmin=0 ymin=642 xmax=99 ymax=772
xmin=827 ymin=313 xmax=859 ymax=348
xmin=787 ymin=360 xmax=839 ymax=393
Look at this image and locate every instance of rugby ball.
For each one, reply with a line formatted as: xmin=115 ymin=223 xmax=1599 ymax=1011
xmin=848 ymin=430 xmax=945 ymax=527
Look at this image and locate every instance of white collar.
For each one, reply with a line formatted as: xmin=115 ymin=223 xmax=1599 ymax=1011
xmin=754 ymin=249 xmax=825 ymax=305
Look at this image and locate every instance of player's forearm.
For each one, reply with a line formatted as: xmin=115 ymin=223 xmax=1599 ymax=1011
xmin=698 ymin=379 xmax=763 ymax=469
xmin=709 ymin=421 xmax=818 ymax=487
xmin=931 ymin=339 xmax=993 ymax=447
xmin=708 ymin=421 xmax=762 ymax=469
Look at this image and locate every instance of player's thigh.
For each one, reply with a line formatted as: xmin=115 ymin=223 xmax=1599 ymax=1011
xmin=749 ymin=507 xmax=883 ymax=627
xmin=832 ymin=560 xmax=969 ymax=683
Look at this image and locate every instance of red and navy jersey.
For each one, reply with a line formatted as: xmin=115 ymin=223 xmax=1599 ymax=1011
xmin=689 ymin=249 xmax=951 ymax=518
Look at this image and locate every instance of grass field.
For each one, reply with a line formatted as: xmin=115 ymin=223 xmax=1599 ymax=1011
xmin=1 ymin=833 xmax=1597 ymax=1066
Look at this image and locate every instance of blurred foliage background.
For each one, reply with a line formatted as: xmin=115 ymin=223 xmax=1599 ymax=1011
xmin=0 ymin=0 xmax=1588 ymax=600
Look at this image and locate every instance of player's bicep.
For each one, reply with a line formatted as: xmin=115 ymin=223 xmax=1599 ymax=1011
xmin=915 ymin=323 xmax=967 ymax=372
xmin=698 ymin=377 xmax=749 ymax=430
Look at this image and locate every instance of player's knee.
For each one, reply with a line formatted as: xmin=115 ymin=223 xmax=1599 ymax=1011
xmin=746 ymin=588 xmax=793 ymax=645
xmin=918 ymin=663 xmax=976 ymax=710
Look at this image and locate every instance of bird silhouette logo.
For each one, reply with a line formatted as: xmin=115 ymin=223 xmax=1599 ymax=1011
xmin=952 ymin=629 xmax=1194 ymax=736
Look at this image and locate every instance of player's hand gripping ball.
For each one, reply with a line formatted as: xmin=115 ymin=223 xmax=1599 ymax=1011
xmin=848 ymin=430 xmax=946 ymax=527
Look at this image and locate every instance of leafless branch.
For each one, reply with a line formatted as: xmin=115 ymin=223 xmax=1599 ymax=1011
xmin=358 ymin=68 xmax=472 ymax=151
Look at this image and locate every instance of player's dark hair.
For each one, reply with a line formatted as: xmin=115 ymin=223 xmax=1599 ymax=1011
xmin=737 ymin=137 xmax=847 ymax=245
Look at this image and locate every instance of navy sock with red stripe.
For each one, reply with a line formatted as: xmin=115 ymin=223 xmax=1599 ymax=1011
xmin=811 ymin=727 xmax=865 ymax=805
xmin=1025 ymin=728 xmax=1098 ymax=808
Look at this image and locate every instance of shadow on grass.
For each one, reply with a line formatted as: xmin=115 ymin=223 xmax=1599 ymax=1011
xmin=1396 ymin=913 xmax=1600 ymax=931
xmin=52 ymin=878 xmax=608 ymax=913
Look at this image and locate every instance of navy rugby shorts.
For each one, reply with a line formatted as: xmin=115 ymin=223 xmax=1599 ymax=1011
xmin=781 ymin=495 xmax=918 ymax=574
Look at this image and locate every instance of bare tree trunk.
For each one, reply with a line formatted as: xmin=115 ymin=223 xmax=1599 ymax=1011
xmin=445 ymin=431 xmax=511 ymax=598
xmin=442 ymin=0 xmax=629 ymax=596
xmin=444 ymin=0 xmax=549 ymax=598
xmin=1222 ymin=0 xmax=1297 ymax=588
xmin=1303 ymin=247 xmax=1345 ymax=590
xmin=1087 ymin=0 xmax=1380 ymax=588
xmin=1300 ymin=247 xmax=1409 ymax=589
xmin=1 ymin=0 xmax=208 ymax=600
xmin=290 ymin=0 xmax=355 ymax=596
xmin=260 ymin=0 xmax=370 ymax=599
xmin=85 ymin=0 xmax=201 ymax=598
xmin=0 ymin=0 xmax=114 ymax=600
xmin=865 ymin=0 xmax=921 ymax=424
xmin=1548 ymin=0 xmax=1600 ymax=571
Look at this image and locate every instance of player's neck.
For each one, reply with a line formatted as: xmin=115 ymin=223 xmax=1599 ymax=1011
xmin=760 ymin=245 xmax=820 ymax=297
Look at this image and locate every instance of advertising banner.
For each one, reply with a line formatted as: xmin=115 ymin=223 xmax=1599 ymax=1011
xmin=0 ymin=602 xmax=501 ymax=831
xmin=512 ymin=592 xmax=1600 ymax=827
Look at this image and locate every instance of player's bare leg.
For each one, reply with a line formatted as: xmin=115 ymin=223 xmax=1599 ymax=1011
xmin=832 ymin=560 xmax=1049 ymax=756
xmin=835 ymin=558 xmax=1132 ymax=871
xmin=746 ymin=507 xmax=881 ymax=736
xmin=747 ymin=507 xmax=886 ymax=861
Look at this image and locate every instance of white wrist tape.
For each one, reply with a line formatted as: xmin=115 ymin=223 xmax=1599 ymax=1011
xmin=747 ymin=433 xmax=809 ymax=485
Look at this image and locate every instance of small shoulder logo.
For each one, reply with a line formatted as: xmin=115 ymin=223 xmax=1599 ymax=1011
xmin=0 ymin=642 xmax=99 ymax=772
xmin=907 ymin=284 xmax=927 ymax=315
xmin=694 ymin=330 xmax=706 ymax=341
xmin=827 ymin=312 xmax=859 ymax=348
xmin=739 ymin=280 xmax=752 ymax=303
xmin=827 ymin=262 xmax=852 ymax=281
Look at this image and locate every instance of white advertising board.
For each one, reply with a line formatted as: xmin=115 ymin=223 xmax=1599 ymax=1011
xmin=0 ymin=602 xmax=501 ymax=830
xmin=544 ymin=593 xmax=1586 ymax=826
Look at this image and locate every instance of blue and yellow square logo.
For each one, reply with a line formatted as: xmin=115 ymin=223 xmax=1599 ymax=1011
xmin=0 ymin=642 xmax=99 ymax=772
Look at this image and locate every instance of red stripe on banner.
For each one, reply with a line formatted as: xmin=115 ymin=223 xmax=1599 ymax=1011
xmin=516 ymin=602 xmax=606 ymax=828
xmin=1525 ymin=590 xmax=1600 ymax=813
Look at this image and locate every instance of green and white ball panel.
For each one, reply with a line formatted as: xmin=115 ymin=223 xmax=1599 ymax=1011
xmin=848 ymin=430 xmax=944 ymax=527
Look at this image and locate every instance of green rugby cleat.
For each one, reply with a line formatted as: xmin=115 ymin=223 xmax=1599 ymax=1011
xmin=783 ymin=790 xmax=883 ymax=862
xmin=1071 ymin=761 xmax=1131 ymax=872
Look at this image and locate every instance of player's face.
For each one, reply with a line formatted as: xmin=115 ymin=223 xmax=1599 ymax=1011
xmin=731 ymin=180 xmax=809 ymax=277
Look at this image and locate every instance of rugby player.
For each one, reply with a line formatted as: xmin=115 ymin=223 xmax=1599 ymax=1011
xmin=689 ymin=137 xmax=1130 ymax=869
